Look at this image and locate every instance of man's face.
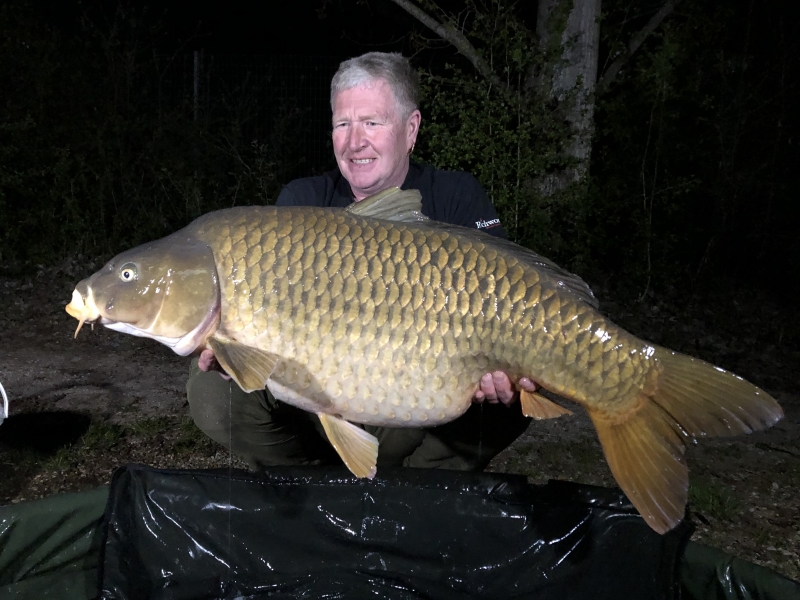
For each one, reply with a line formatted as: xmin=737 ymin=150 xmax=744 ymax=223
xmin=332 ymin=79 xmax=420 ymax=201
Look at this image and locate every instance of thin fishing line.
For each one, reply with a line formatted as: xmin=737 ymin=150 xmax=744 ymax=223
xmin=227 ymin=380 xmax=233 ymax=563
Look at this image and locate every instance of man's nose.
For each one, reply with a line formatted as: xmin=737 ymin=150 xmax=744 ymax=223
xmin=348 ymin=123 xmax=366 ymax=150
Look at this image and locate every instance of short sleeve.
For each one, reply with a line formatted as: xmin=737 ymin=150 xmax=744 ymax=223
xmin=275 ymin=186 xmax=297 ymax=207
xmin=273 ymin=171 xmax=346 ymax=208
xmin=437 ymin=172 xmax=508 ymax=240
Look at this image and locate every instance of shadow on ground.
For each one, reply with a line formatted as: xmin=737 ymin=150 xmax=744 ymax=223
xmin=0 ymin=411 xmax=92 ymax=455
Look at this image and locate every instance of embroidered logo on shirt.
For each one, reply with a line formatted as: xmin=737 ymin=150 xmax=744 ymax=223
xmin=475 ymin=218 xmax=501 ymax=229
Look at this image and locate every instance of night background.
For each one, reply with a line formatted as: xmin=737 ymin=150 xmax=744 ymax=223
xmin=1 ymin=0 xmax=800 ymax=583
xmin=2 ymin=0 xmax=798 ymax=301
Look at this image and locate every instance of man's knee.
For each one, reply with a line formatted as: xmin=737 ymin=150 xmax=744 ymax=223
xmin=365 ymin=426 xmax=426 ymax=467
xmin=186 ymin=360 xmax=241 ymax=447
xmin=407 ymin=403 xmax=531 ymax=471
xmin=186 ymin=359 xmax=339 ymax=468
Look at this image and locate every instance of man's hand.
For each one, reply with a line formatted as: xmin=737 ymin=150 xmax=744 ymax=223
xmin=473 ymin=371 xmax=536 ymax=406
xmin=197 ymin=349 xmax=232 ymax=380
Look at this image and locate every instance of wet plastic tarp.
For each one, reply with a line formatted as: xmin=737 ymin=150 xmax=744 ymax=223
xmin=100 ymin=464 xmax=691 ymax=599
xmin=680 ymin=542 xmax=800 ymax=600
xmin=2 ymin=465 xmax=798 ymax=599
xmin=0 ymin=486 xmax=107 ymax=599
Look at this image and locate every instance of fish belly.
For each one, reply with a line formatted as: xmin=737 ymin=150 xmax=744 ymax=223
xmin=252 ymin=326 xmax=490 ymax=428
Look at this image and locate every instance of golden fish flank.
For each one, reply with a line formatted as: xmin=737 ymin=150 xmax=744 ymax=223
xmin=65 ymin=187 xmax=783 ymax=535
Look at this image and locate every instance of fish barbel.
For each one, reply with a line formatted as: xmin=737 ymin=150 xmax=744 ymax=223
xmin=65 ymin=188 xmax=782 ymax=533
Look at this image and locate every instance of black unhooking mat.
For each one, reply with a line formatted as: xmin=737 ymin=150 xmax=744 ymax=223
xmin=99 ymin=464 xmax=691 ymax=600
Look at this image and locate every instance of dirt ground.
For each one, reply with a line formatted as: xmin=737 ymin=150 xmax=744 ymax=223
xmin=0 ymin=260 xmax=798 ymax=582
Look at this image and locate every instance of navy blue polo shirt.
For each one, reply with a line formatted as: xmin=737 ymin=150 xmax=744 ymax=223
xmin=275 ymin=161 xmax=507 ymax=240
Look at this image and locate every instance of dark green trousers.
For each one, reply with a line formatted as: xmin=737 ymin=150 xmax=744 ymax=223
xmin=186 ymin=358 xmax=531 ymax=471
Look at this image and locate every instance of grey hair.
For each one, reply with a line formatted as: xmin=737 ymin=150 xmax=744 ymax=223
xmin=331 ymin=52 xmax=420 ymax=119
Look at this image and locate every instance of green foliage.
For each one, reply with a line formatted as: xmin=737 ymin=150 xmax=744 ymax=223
xmin=128 ymin=416 xmax=172 ymax=436
xmin=42 ymin=447 xmax=75 ymax=472
xmin=2 ymin=0 xmax=796 ymax=301
xmin=689 ymin=479 xmax=739 ymax=522
xmin=416 ymin=0 xmax=586 ymax=268
xmin=420 ymin=71 xmax=562 ymax=248
xmin=172 ymin=416 xmax=217 ymax=456
xmin=80 ymin=421 xmax=125 ymax=451
xmin=590 ymin=0 xmax=799 ymax=295
xmin=38 ymin=420 xmax=123 ymax=470
xmin=0 ymin=0 xmax=309 ymax=268
xmin=416 ymin=0 xmax=798 ymax=295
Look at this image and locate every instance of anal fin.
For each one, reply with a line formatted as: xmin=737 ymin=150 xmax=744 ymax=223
xmin=208 ymin=337 xmax=278 ymax=393
xmin=318 ymin=414 xmax=378 ymax=479
xmin=520 ymin=390 xmax=573 ymax=420
xmin=589 ymin=394 xmax=689 ymax=534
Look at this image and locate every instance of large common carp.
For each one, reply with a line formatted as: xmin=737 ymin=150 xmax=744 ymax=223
xmin=66 ymin=188 xmax=782 ymax=533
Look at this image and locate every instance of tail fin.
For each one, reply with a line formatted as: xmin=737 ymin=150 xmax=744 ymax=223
xmin=588 ymin=346 xmax=783 ymax=534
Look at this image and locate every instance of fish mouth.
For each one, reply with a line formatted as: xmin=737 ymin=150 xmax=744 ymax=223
xmin=65 ymin=286 xmax=219 ymax=356
xmin=64 ymin=272 xmax=220 ymax=356
xmin=65 ymin=286 xmax=101 ymax=338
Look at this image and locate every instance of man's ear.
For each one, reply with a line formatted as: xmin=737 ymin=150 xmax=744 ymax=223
xmin=406 ymin=109 xmax=421 ymax=146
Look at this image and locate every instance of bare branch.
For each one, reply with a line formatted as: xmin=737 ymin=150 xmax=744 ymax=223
xmin=596 ymin=0 xmax=682 ymax=96
xmin=387 ymin=0 xmax=510 ymax=95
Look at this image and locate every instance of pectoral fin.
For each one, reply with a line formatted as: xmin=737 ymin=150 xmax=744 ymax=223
xmin=520 ymin=390 xmax=573 ymax=420
xmin=208 ymin=337 xmax=278 ymax=393
xmin=318 ymin=414 xmax=378 ymax=479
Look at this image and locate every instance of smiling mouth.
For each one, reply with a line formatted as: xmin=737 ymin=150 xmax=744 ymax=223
xmin=350 ymin=158 xmax=375 ymax=164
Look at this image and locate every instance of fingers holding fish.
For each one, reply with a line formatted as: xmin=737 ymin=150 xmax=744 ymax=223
xmin=472 ymin=372 xmax=537 ymax=406
xmin=197 ymin=348 xmax=232 ymax=381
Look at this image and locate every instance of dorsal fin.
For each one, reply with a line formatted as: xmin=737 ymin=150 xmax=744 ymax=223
xmin=346 ymin=187 xmax=429 ymax=223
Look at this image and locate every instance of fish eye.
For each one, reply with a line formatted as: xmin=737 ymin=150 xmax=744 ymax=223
xmin=119 ymin=264 xmax=137 ymax=282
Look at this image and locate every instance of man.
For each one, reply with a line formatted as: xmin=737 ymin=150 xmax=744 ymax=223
xmin=187 ymin=52 xmax=536 ymax=471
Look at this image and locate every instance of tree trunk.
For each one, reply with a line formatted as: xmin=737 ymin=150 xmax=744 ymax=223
xmin=388 ymin=0 xmax=676 ymax=198
xmin=536 ymin=0 xmax=602 ymax=195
